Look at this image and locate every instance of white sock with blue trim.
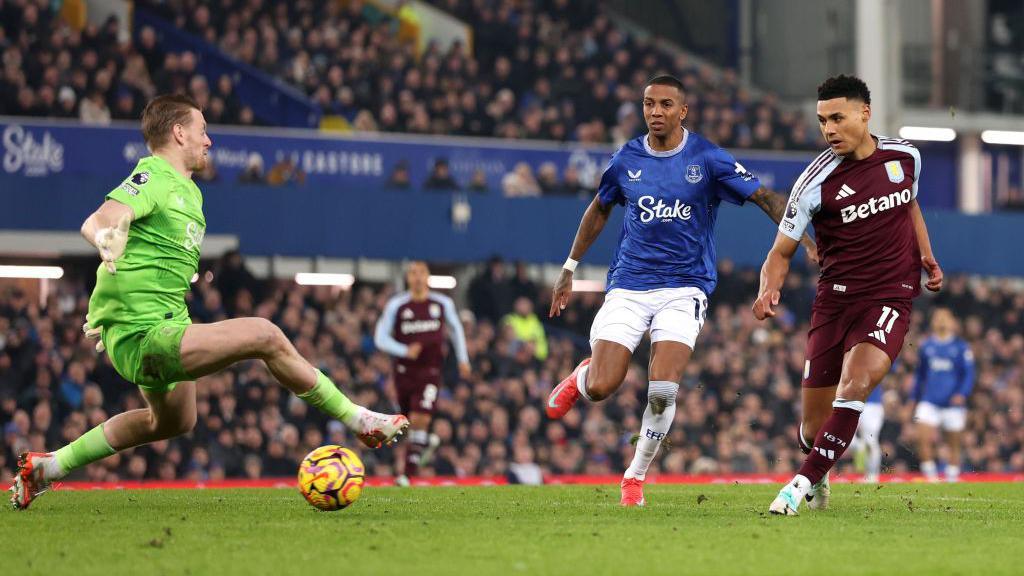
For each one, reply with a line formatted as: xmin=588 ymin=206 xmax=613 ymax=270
xmin=624 ymin=381 xmax=679 ymax=480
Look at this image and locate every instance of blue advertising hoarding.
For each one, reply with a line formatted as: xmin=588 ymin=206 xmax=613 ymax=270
xmin=6 ymin=118 xmax=1012 ymax=276
xmin=3 ymin=118 xmax=956 ymax=204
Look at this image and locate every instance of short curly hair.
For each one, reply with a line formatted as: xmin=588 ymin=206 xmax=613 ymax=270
xmin=817 ymin=75 xmax=871 ymax=104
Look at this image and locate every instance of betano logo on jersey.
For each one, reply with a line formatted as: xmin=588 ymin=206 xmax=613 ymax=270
xmin=840 ymin=188 xmax=911 ymax=224
xmin=400 ymin=319 xmax=441 ymax=335
xmin=638 ymin=195 xmax=692 ymax=223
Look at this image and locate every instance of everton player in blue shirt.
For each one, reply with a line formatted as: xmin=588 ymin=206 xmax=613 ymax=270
xmin=545 ymin=75 xmax=816 ymax=507
xmin=913 ymin=307 xmax=974 ymax=482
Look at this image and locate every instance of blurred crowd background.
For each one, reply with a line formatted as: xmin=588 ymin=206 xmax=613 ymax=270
xmin=2 ymin=0 xmax=1023 ymax=484
xmin=2 ymin=255 xmax=1021 ymax=483
xmin=0 ymin=0 xmax=817 ymax=149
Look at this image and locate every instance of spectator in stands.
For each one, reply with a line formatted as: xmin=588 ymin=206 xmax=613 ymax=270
xmin=424 ymin=158 xmax=459 ymax=191
xmin=136 ymin=26 xmax=163 ymax=72
xmin=266 ymin=155 xmax=305 ymax=186
xmin=111 ymin=90 xmax=139 ymax=121
xmin=537 ymin=162 xmax=561 ymax=195
xmin=503 ymin=296 xmax=549 ymax=361
xmin=387 ymin=160 xmax=412 ymax=190
xmin=502 ymin=162 xmax=541 ymax=197
xmin=237 ymin=106 xmax=258 ymax=126
xmin=59 ymin=362 xmax=90 ymax=412
xmin=467 ymin=169 xmax=490 ymax=193
xmin=213 ymin=250 xmax=260 ymax=317
xmin=194 ymin=156 xmax=219 ymax=182
xmin=2 ymin=0 xmax=816 ymax=150
xmin=77 ymin=90 xmax=111 ymax=124
xmin=238 ymin=153 xmax=266 ymax=185
xmin=352 ymin=110 xmax=379 ymax=131
xmin=468 ymin=256 xmax=514 ymax=324
xmin=55 ymin=87 xmax=77 ymax=118
xmin=509 ymin=262 xmax=538 ymax=302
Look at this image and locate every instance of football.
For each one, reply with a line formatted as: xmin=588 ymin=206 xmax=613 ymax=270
xmin=297 ymin=445 xmax=365 ymax=511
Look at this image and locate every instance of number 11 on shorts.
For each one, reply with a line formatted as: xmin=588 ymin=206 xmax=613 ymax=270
xmin=876 ymin=306 xmax=899 ymax=333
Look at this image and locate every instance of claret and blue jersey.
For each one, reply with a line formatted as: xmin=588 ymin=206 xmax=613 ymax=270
xmin=597 ymin=130 xmax=762 ymax=294
xmin=913 ymin=335 xmax=975 ymax=407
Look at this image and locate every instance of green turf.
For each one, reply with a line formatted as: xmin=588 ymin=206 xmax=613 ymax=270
xmin=2 ymin=482 xmax=1022 ymax=576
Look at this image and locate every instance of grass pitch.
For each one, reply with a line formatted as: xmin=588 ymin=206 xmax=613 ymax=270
xmin=2 ymin=482 xmax=1022 ymax=576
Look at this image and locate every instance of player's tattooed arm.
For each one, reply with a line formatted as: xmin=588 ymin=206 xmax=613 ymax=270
xmin=550 ymin=196 xmax=613 ymax=317
xmin=748 ymin=186 xmax=818 ymax=264
xmin=748 ymin=186 xmax=789 ymax=223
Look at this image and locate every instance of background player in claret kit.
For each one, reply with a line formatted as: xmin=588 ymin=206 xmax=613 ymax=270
xmin=9 ymin=95 xmax=409 ymax=510
xmin=753 ymin=75 xmax=944 ymax=516
xmin=912 ymin=307 xmax=975 ymax=482
xmin=545 ymin=75 xmax=817 ymax=507
xmin=375 ymin=261 xmax=470 ymax=486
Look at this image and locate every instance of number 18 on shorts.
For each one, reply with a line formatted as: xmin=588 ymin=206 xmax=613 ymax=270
xmin=589 ymin=287 xmax=708 ymax=352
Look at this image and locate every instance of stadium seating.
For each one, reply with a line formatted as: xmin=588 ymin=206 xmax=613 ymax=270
xmin=0 ymin=0 xmax=818 ymax=149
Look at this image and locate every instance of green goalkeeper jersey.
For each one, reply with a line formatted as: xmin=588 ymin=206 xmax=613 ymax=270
xmin=87 ymin=155 xmax=206 ymax=328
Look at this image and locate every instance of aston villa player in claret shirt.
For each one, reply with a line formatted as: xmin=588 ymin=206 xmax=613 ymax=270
xmin=374 ymin=261 xmax=470 ymax=487
xmin=752 ymin=75 xmax=944 ymax=515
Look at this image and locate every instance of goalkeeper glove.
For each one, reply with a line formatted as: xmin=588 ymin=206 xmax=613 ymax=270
xmin=82 ymin=317 xmax=105 ymax=353
xmin=94 ymin=213 xmax=131 ymax=274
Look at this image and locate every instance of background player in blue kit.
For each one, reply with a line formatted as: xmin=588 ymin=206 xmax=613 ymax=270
xmin=545 ymin=75 xmax=816 ymax=507
xmin=913 ymin=307 xmax=975 ymax=482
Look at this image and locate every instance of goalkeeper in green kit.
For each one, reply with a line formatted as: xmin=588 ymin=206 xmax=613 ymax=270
xmin=10 ymin=95 xmax=409 ymax=509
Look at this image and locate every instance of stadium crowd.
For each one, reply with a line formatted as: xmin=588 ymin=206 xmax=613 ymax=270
xmin=1 ymin=0 xmax=817 ymax=150
xmin=2 ymin=255 xmax=1022 ymax=484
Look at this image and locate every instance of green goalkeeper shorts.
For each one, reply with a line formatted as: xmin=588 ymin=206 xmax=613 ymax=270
xmin=104 ymin=320 xmax=191 ymax=393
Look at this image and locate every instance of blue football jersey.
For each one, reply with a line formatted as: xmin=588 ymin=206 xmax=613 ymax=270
xmin=913 ymin=336 xmax=975 ymax=407
xmin=597 ymin=130 xmax=761 ymax=294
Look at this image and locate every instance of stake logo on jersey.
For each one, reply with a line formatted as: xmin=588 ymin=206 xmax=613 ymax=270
xmin=596 ymin=129 xmax=761 ymax=293
xmin=779 ymin=136 xmax=923 ymax=300
xmin=638 ymin=196 xmax=692 ymax=223
xmin=184 ymin=221 xmax=205 ymax=252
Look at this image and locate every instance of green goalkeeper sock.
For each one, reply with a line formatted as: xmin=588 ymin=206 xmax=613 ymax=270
xmin=298 ymin=370 xmax=361 ymax=428
xmin=54 ymin=423 xmax=116 ymax=477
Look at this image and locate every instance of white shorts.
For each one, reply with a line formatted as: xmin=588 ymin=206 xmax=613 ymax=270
xmin=914 ymin=401 xmax=967 ymax=432
xmin=589 ymin=287 xmax=707 ymax=353
xmin=857 ymin=402 xmax=884 ymax=441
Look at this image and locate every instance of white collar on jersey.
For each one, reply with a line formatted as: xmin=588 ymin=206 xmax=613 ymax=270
xmin=643 ymin=128 xmax=689 ymax=157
